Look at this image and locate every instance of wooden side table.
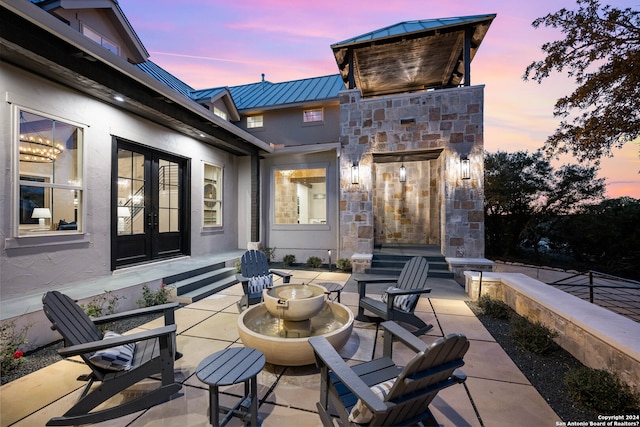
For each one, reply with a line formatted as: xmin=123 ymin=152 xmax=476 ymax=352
xmin=196 ymin=347 xmax=265 ymax=426
xmin=317 ymin=282 xmax=344 ymax=302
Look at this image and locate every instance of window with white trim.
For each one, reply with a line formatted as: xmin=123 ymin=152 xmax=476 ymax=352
xmin=247 ymin=115 xmax=263 ymax=129
xmin=203 ymin=163 xmax=223 ymax=227
xmin=82 ymin=24 xmax=120 ymax=55
xmin=17 ymin=109 xmax=84 ymax=236
xmin=303 ymin=108 xmax=323 ymax=123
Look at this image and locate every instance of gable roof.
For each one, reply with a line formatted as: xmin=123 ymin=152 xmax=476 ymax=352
xmin=331 ymin=14 xmax=496 ymax=96
xmin=227 ymin=74 xmax=345 ymax=111
xmin=31 ymin=0 xmax=149 ymax=63
xmin=190 ymin=86 xmax=240 ymax=121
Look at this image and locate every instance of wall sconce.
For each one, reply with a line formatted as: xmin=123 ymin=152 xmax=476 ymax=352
xmin=399 ymin=162 xmax=406 ymax=183
xmin=327 ymin=249 xmax=332 ymax=271
xmin=461 ymin=156 xmax=471 ymax=180
xmin=351 ymin=162 xmax=359 ymax=185
xmin=31 ymin=208 xmax=51 ymax=230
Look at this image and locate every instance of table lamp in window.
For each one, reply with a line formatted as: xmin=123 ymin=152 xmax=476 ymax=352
xmin=32 ymin=208 xmax=51 ymax=230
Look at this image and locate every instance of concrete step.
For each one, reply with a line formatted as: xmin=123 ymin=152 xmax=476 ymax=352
xmin=366 ymin=250 xmax=454 ymax=279
xmin=165 ymin=265 xmax=238 ymax=304
xmin=175 ymin=275 xmax=239 ymax=304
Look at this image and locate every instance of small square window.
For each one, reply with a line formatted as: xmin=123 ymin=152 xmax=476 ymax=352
xmin=303 ymin=108 xmax=323 ymax=123
xmin=213 ymin=107 xmax=228 ymax=121
xmin=247 ymin=115 xmax=263 ymax=129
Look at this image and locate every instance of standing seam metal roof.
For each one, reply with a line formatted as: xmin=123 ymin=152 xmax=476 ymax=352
xmin=227 ymin=74 xmax=345 ymax=111
xmin=332 ymin=15 xmax=496 ymax=47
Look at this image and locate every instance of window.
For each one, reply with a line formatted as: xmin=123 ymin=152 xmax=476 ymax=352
xmin=303 ymin=108 xmax=323 ymax=123
xmin=203 ymin=163 xmax=223 ymax=227
xmin=82 ymin=24 xmax=120 ymax=55
xmin=17 ymin=109 xmax=83 ymax=236
xmin=274 ymin=168 xmax=326 ymax=224
xmin=247 ymin=115 xmax=263 ymax=129
xmin=213 ymin=107 xmax=228 ymax=121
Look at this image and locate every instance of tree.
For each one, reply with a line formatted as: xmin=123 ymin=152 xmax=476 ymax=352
xmin=484 ymin=150 xmax=605 ymax=258
xmin=523 ymin=0 xmax=640 ymax=162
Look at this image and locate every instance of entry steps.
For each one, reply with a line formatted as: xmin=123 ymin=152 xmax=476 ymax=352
xmin=368 ymin=248 xmax=454 ymax=279
xmin=164 ymin=262 xmax=238 ymax=304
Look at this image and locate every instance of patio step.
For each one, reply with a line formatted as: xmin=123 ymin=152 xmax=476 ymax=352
xmin=164 ymin=264 xmax=238 ymax=303
xmin=367 ymin=252 xmax=454 ymax=279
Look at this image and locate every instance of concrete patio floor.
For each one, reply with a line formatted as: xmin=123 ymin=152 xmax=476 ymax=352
xmin=0 ymin=270 xmax=561 ymax=427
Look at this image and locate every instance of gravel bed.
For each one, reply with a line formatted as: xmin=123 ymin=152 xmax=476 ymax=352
xmin=467 ymin=301 xmax=599 ymax=423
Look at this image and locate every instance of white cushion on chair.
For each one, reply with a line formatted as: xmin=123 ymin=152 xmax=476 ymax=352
xmin=88 ymin=331 xmax=135 ymax=371
xmin=248 ymin=274 xmax=273 ymax=294
xmin=381 ymin=286 xmax=419 ymax=312
xmin=348 ymin=378 xmax=396 ymax=423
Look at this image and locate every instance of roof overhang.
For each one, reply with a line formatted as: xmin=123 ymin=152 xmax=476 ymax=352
xmin=1 ymin=0 xmax=272 ymax=156
xmin=332 ymin=14 xmax=496 ymax=97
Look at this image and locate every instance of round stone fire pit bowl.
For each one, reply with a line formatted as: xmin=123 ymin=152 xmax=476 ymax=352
xmin=263 ymin=283 xmax=328 ymax=321
xmin=237 ymin=301 xmax=354 ymax=366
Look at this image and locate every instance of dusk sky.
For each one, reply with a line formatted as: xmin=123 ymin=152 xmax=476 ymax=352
xmin=119 ymin=0 xmax=640 ymax=198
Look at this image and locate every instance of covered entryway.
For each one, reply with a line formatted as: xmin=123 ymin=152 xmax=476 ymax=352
xmin=111 ymin=138 xmax=190 ymax=269
xmin=372 ymin=150 xmax=442 ymax=246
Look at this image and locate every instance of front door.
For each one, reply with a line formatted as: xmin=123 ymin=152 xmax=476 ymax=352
xmin=111 ymin=139 xmax=190 ymax=269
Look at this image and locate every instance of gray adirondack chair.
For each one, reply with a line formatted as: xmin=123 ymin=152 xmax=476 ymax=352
xmin=355 ymin=256 xmax=432 ymax=335
xmin=236 ymin=249 xmax=292 ymax=311
xmin=41 ymin=291 xmax=182 ymax=426
xmin=309 ymin=321 xmax=469 ymax=426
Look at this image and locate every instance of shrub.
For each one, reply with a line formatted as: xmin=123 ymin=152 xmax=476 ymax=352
xmin=0 ymin=320 xmax=30 ymax=376
xmin=477 ymin=294 xmax=511 ymax=319
xmin=283 ymin=254 xmax=296 ymax=266
xmin=263 ymin=247 xmax=276 ymax=264
xmin=565 ymin=367 xmax=640 ymax=414
xmin=510 ymin=315 xmax=558 ymax=354
xmin=81 ymin=290 xmax=123 ymax=318
xmin=138 ymin=284 xmax=171 ymax=307
xmin=235 ymin=258 xmax=242 ymax=273
xmin=306 ymin=256 xmax=323 ymax=268
xmin=336 ymin=258 xmax=352 ymax=272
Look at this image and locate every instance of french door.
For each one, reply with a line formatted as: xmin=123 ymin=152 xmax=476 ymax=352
xmin=111 ymin=139 xmax=190 ymax=269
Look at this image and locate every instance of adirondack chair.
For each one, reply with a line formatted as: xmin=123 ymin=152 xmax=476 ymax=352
xmin=236 ymin=249 xmax=292 ymax=311
xmin=41 ymin=290 xmax=182 ymax=426
xmin=309 ymin=321 xmax=469 ymax=426
xmin=355 ymin=256 xmax=433 ymax=336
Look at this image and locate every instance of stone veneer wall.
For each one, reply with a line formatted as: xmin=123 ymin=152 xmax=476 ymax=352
xmin=339 ymin=86 xmax=485 ymax=261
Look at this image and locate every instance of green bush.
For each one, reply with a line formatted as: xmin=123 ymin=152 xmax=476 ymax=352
xmin=477 ymin=294 xmax=511 ymax=319
xmin=263 ymin=247 xmax=276 ymax=264
xmin=510 ymin=315 xmax=558 ymax=354
xmin=0 ymin=320 xmax=30 ymax=376
xmin=137 ymin=284 xmax=171 ymax=307
xmin=80 ymin=290 xmax=124 ymax=331
xmin=283 ymin=254 xmax=296 ymax=266
xmin=81 ymin=290 xmax=123 ymax=318
xmin=336 ymin=258 xmax=352 ymax=272
xmin=565 ymin=367 xmax=640 ymax=414
xmin=306 ymin=256 xmax=323 ymax=268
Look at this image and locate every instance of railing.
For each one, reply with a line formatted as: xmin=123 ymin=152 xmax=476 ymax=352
xmin=548 ymin=271 xmax=640 ymax=323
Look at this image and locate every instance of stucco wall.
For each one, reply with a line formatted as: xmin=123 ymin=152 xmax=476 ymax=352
xmin=339 ymin=86 xmax=485 ymax=258
xmin=1 ymin=63 xmax=241 ymax=304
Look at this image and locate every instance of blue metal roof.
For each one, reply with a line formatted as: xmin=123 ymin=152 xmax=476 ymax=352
xmin=136 ymin=61 xmax=194 ymax=97
xmin=190 ymin=87 xmax=228 ymax=103
xmin=332 ymin=14 xmax=497 ymax=48
xmin=228 ymin=74 xmax=345 ymax=111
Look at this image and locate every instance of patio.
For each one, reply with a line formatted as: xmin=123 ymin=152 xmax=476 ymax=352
xmin=0 ymin=270 xmax=560 ymax=426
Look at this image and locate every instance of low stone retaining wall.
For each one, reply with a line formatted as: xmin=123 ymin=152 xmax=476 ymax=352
xmin=465 ymin=271 xmax=640 ymax=389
